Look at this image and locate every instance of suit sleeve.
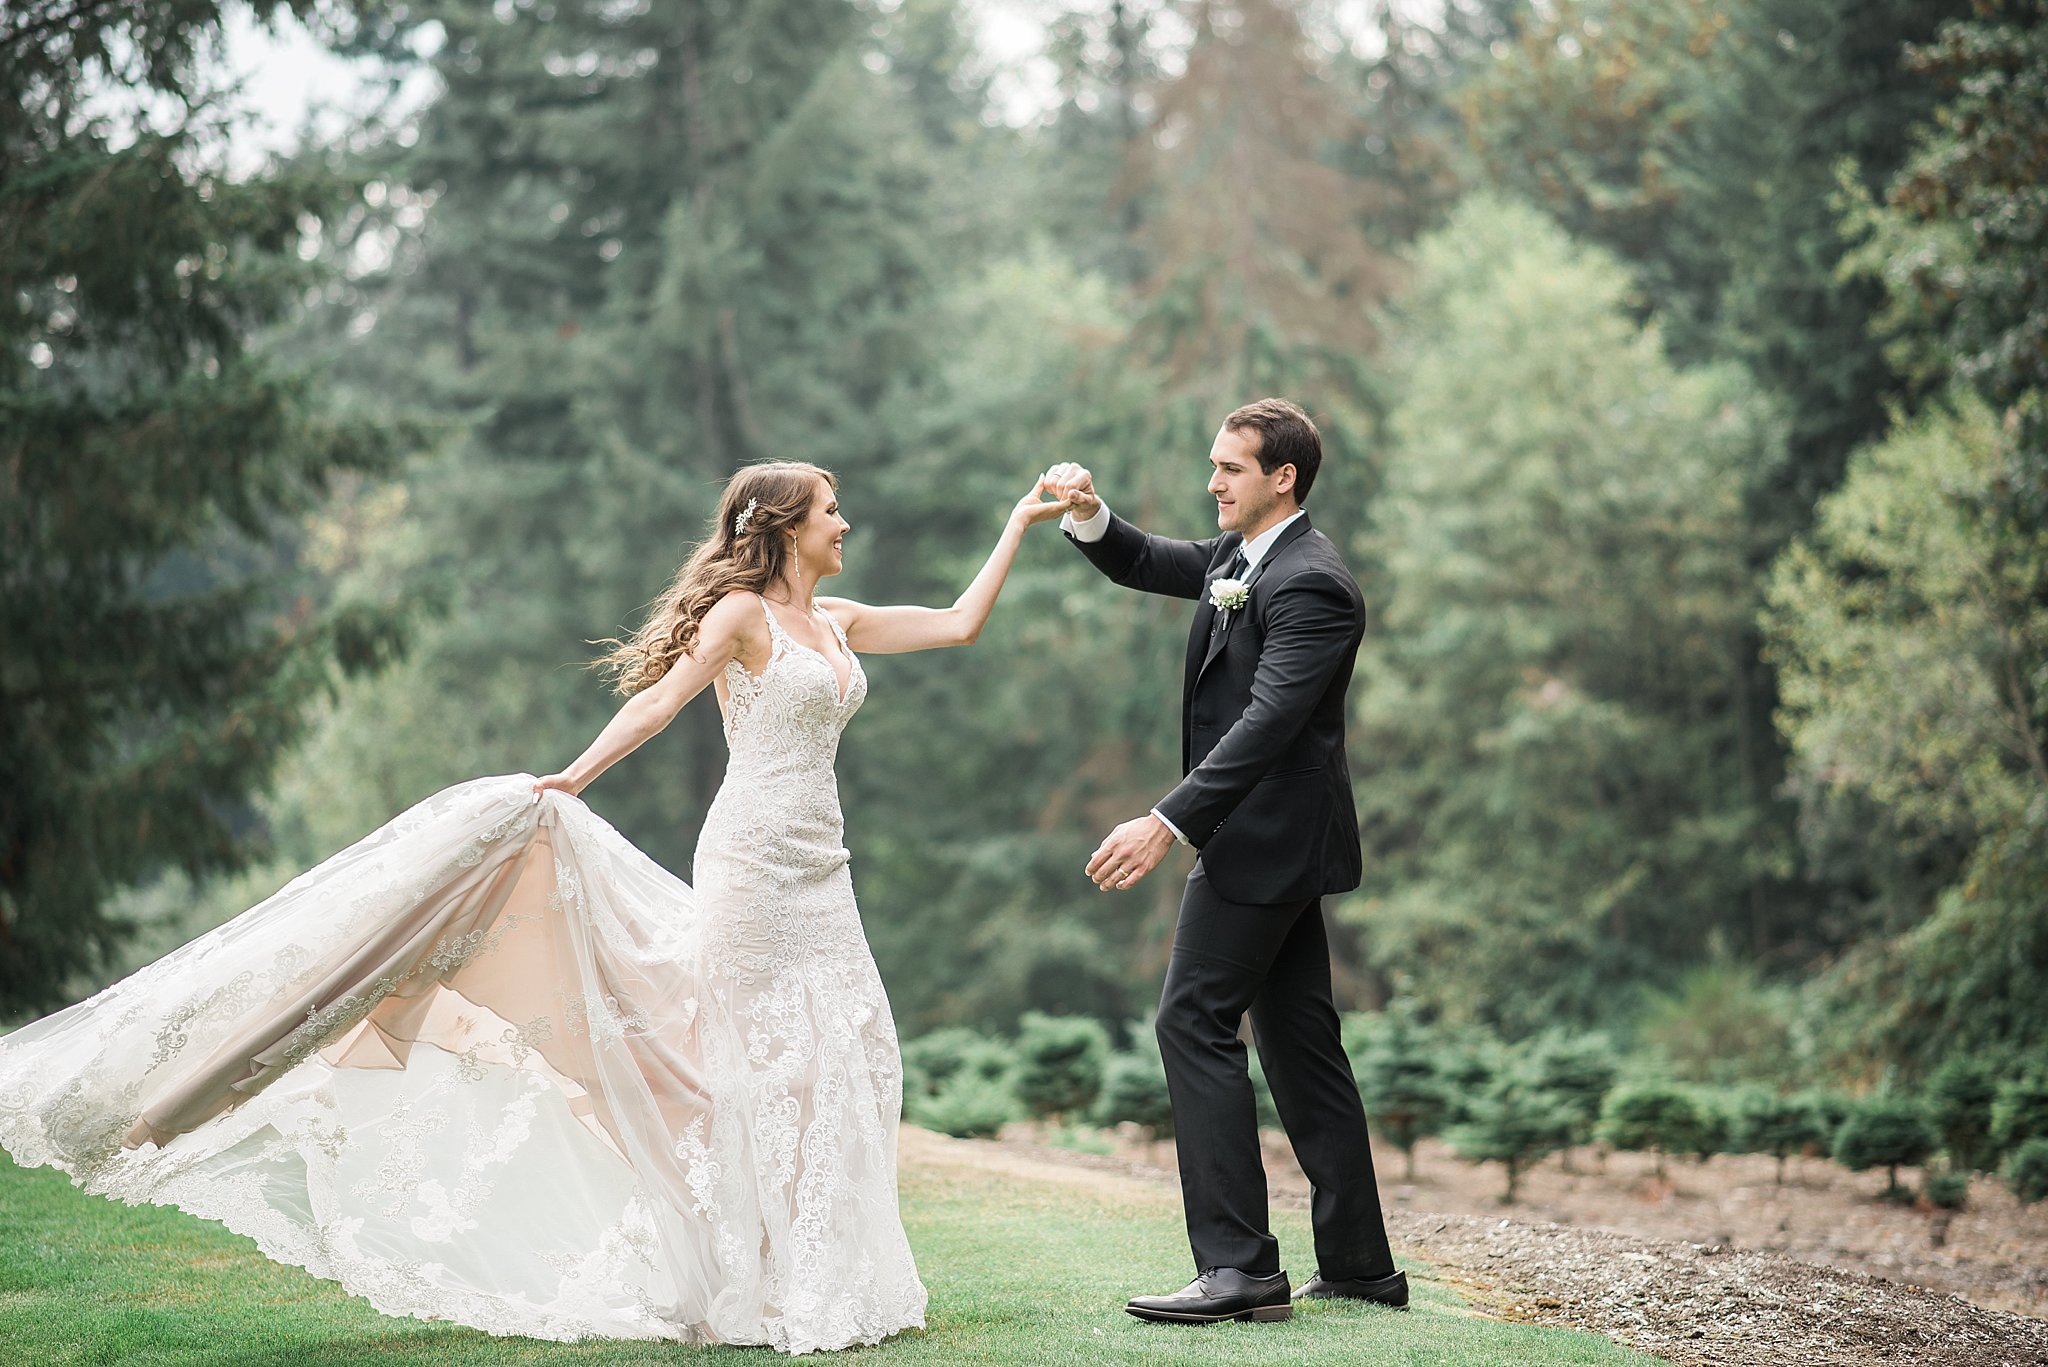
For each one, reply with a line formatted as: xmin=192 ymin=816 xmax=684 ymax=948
xmin=1153 ymin=571 xmax=1356 ymax=846
xmin=1064 ymin=512 xmax=1217 ymax=601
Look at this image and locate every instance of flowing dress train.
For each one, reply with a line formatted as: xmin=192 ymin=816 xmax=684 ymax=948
xmin=0 ymin=598 xmax=927 ymax=1353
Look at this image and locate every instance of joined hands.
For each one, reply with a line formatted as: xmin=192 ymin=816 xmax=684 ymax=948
xmin=1014 ymin=466 xmax=1097 ymax=528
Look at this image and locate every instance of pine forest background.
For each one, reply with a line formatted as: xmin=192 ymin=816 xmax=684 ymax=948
xmin=6 ymin=0 xmax=2047 ymax=1103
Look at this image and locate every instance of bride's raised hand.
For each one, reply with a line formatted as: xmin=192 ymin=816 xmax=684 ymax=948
xmin=1011 ymin=474 xmax=1072 ymax=528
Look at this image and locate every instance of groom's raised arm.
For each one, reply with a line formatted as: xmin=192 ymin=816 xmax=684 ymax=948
xmin=1062 ymin=500 xmax=1217 ymax=600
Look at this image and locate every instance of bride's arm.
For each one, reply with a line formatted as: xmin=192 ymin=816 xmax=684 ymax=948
xmin=531 ymin=593 xmax=759 ymax=796
xmin=823 ymin=477 xmax=1070 ymax=655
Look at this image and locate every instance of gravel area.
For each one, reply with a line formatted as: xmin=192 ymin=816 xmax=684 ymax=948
xmin=1393 ymin=1209 xmax=2048 ymax=1367
xmin=958 ymin=1129 xmax=2048 ymax=1367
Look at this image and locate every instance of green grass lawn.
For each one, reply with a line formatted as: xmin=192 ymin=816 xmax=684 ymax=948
xmin=0 ymin=1136 xmax=1661 ymax=1366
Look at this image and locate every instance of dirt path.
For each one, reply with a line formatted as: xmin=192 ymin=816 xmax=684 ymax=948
xmin=901 ymin=1128 xmax=2048 ymax=1367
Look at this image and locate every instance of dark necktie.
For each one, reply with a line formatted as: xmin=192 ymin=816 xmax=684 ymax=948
xmin=1210 ymin=549 xmax=1249 ymax=636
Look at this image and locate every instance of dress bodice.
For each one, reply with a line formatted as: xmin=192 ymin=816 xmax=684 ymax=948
xmin=696 ymin=597 xmax=867 ymax=915
xmin=720 ymin=597 xmax=866 ymax=777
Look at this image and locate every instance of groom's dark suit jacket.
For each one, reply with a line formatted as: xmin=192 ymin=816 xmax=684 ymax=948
xmin=1070 ymin=512 xmax=1366 ymax=906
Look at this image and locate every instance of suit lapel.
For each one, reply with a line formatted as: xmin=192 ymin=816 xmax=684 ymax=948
xmin=1183 ymin=537 xmax=1241 ymax=710
xmin=1195 ymin=516 xmax=1315 ymax=685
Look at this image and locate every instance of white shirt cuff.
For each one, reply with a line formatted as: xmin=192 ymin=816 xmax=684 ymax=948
xmin=1060 ymin=502 xmax=1112 ymax=543
xmin=1150 ymin=807 xmax=1188 ymax=846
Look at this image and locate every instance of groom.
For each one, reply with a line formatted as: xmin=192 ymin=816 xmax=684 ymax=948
xmin=1045 ymin=399 xmax=1402 ymax=1325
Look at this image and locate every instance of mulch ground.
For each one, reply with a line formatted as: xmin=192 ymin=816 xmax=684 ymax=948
xmin=975 ymin=1126 xmax=2048 ymax=1367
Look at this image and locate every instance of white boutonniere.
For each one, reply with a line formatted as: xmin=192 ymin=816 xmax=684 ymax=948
xmin=1208 ymin=577 xmax=1251 ymax=613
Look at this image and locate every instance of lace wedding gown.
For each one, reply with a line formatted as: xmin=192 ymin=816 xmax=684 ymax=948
xmin=0 ymin=598 xmax=927 ymax=1354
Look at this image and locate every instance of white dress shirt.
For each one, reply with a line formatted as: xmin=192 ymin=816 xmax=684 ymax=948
xmin=1062 ymin=502 xmax=1307 ymax=845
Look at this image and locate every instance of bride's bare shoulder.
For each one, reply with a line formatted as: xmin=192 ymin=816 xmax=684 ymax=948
xmin=697 ymin=590 xmax=769 ymax=657
xmin=816 ymin=595 xmax=861 ymax=628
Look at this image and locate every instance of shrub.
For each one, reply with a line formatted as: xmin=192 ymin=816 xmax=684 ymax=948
xmin=1339 ymin=1010 xmax=1385 ymax=1072
xmin=1834 ymin=1098 xmax=1938 ymax=1198
xmin=2005 ymin=1137 xmax=2048 ymax=1204
xmin=1991 ymin=1076 xmax=2048 ymax=1159
xmin=1099 ymin=1022 xmax=1174 ymax=1140
xmin=1355 ymin=1009 xmax=1451 ymax=1182
xmin=1688 ymin=1090 xmax=1735 ymax=1163
xmin=1437 ymin=1033 xmax=1502 ymax=1126
xmin=1799 ymin=1090 xmax=1855 ymax=1148
xmin=902 ymin=1027 xmax=1014 ymax=1099
xmin=1733 ymin=1092 xmax=1826 ymax=1184
xmin=1528 ymin=1031 xmax=1620 ymax=1166
xmin=911 ymin=1072 xmax=1017 ymax=1139
xmin=1927 ymin=1058 xmax=2001 ymax=1172
xmin=1448 ymin=1062 xmax=1575 ymax=1203
xmin=1600 ymin=1083 xmax=1704 ymax=1179
xmin=1100 ymin=1053 xmax=1174 ymax=1139
xmin=1014 ymin=1012 xmax=1111 ymax=1122
xmin=1923 ymin=1167 xmax=1970 ymax=1210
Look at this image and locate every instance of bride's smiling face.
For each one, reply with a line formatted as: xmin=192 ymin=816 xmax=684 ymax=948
xmin=792 ymin=477 xmax=850 ymax=578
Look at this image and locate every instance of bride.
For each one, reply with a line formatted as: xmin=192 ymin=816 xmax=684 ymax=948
xmin=0 ymin=460 xmax=1074 ymax=1354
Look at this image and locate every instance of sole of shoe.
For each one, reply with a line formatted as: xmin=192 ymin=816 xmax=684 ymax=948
xmin=1294 ymin=1291 xmax=1408 ymax=1309
xmin=1124 ymin=1302 xmax=1294 ymax=1324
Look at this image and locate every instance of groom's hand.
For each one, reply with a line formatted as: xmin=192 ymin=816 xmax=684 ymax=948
xmin=1011 ymin=474 xmax=1070 ymax=527
xmin=1043 ymin=462 xmax=1101 ymax=521
xmin=1086 ymin=815 xmax=1175 ymax=891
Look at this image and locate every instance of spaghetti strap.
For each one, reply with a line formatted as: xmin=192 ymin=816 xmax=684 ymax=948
xmin=755 ymin=591 xmax=791 ymax=652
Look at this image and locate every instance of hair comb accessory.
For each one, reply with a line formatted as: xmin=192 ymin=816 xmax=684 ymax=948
xmin=733 ymin=497 xmax=759 ymax=536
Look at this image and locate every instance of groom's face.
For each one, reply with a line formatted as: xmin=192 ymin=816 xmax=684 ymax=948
xmin=1208 ymin=425 xmax=1294 ymax=536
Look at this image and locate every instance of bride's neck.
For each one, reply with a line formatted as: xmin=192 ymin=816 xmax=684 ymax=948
xmin=764 ymin=568 xmax=819 ymax=611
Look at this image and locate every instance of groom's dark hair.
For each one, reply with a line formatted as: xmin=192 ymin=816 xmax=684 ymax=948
xmin=1224 ymin=398 xmax=1322 ymax=504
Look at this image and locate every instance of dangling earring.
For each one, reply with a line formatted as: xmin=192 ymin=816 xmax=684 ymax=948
xmin=790 ymin=535 xmax=801 ymax=580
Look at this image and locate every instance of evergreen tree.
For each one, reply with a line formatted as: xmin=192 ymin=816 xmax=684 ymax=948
xmin=902 ymin=1026 xmax=1016 ymax=1101
xmin=1449 ymin=1056 xmax=1575 ymax=1202
xmin=1464 ymin=0 xmax=1975 ymax=991
xmin=1928 ymin=1058 xmax=2002 ymax=1173
xmin=222 ymin=1 xmax=980 ymax=969
xmin=2006 ymin=1138 xmax=2048 ymax=1204
xmin=1354 ymin=1006 xmax=1451 ymax=1182
xmin=1601 ymin=1083 xmax=1706 ymax=1180
xmin=1687 ymin=1091 xmax=1734 ymax=1165
xmin=1856 ymin=0 xmax=2048 ymax=517
xmin=1348 ymin=195 xmax=1782 ymax=1030
xmin=1765 ymin=400 xmax=2048 ymax=1073
xmin=0 ymin=1 xmax=414 ymax=1013
xmin=1733 ymin=1092 xmax=1826 ymax=1184
xmin=912 ymin=1072 xmax=1019 ymax=1139
xmin=1014 ymin=1011 xmax=1112 ymax=1122
xmin=1529 ymin=1031 xmax=1620 ymax=1168
xmin=1784 ymin=1 xmax=2048 ymax=1079
xmin=1833 ymin=1098 xmax=1938 ymax=1199
xmin=1991 ymin=1076 xmax=2048 ymax=1158
xmin=1098 ymin=1017 xmax=1175 ymax=1141
xmin=1467 ymin=0 xmax=1969 ymax=513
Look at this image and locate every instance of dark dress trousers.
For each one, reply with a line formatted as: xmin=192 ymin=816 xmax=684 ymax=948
xmin=1069 ymin=511 xmax=1395 ymax=1281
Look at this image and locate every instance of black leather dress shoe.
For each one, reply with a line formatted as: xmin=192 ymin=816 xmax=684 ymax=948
xmin=1293 ymin=1268 xmax=1409 ymax=1308
xmin=1125 ymin=1267 xmax=1293 ymax=1323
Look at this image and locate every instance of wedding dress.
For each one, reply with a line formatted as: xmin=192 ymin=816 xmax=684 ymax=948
xmin=0 ymin=596 xmax=927 ymax=1354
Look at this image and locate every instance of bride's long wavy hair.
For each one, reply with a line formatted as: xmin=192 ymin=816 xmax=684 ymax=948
xmin=596 ymin=461 xmax=836 ymax=695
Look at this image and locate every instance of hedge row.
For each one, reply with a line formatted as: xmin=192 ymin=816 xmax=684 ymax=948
xmin=902 ymin=1013 xmax=2048 ymax=1209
